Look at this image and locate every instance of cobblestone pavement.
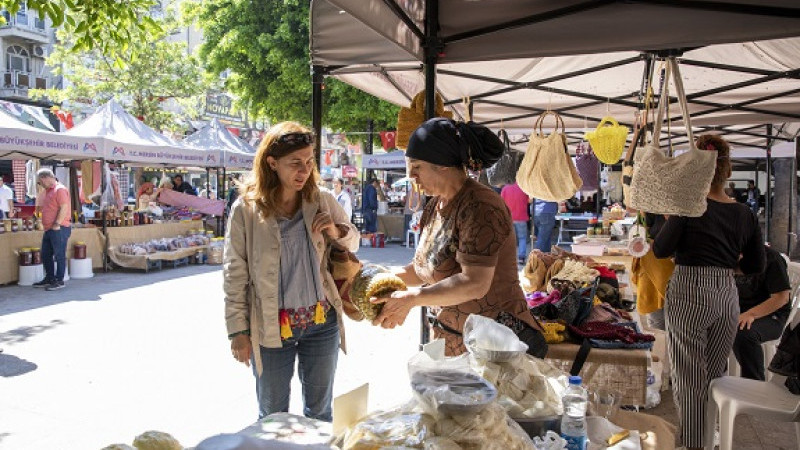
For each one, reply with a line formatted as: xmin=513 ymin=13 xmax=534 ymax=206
xmin=0 ymin=244 xmax=795 ymax=449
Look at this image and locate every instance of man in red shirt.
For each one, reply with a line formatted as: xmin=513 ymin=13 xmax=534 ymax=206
xmin=33 ymin=168 xmax=71 ymax=291
xmin=500 ymin=182 xmax=531 ymax=264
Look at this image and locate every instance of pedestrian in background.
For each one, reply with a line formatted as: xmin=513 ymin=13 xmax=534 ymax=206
xmin=532 ymin=198 xmax=558 ymax=252
xmin=224 ymin=121 xmax=359 ymax=421
xmin=500 ymin=182 xmax=530 ymax=264
xmin=172 ymin=174 xmax=197 ymax=196
xmin=32 ymin=169 xmax=71 ymax=291
xmin=333 ymin=177 xmax=352 ymax=219
xmin=361 ymin=178 xmax=379 ymax=233
xmin=0 ymin=176 xmax=14 ymax=219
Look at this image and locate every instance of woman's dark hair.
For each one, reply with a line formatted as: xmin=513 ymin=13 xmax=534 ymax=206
xmin=696 ymin=134 xmax=731 ymax=186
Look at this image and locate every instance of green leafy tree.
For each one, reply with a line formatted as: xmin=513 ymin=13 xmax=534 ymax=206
xmin=187 ymin=0 xmax=398 ymax=133
xmin=30 ymin=13 xmax=212 ymax=132
xmin=0 ymin=0 xmax=162 ymax=59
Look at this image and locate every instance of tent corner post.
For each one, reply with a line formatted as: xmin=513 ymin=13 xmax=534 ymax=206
xmin=312 ymin=64 xmax=324 ymax=169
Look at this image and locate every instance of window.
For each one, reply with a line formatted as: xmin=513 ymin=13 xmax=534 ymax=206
xmin=15 ymin=3 xmax=26 ymax=26
xmin=34 ymin=16 xmax=44 ymax=30
xmin=7 ymin=46 xmax=29 ymax=72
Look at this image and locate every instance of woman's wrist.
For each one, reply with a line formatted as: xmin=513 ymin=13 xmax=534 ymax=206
xmin=228 ymin=329 xmax=250 ymax=339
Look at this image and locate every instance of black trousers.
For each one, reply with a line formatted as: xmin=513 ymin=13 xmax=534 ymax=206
xmin=732 ymin=312 xmax=789 ymax=380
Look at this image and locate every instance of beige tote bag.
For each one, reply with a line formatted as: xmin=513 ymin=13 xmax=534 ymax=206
xmin=628 ymin=58 xmax=717 ymax=217
xmin=516 ymin=111 xmax=582 ymax=201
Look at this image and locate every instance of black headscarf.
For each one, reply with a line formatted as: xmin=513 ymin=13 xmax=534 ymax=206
xmin=405 ymin=118 xmax=505 ymax=171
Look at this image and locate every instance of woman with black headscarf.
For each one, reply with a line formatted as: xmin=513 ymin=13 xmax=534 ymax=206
xmin=371 ymin=118 xmax=544 ymax=356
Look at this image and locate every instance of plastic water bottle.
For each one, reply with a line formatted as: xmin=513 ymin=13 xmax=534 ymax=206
xmin=561 ymin=375 xmax=588 ymax=450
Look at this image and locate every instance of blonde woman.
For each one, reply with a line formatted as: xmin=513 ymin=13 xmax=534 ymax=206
xmin=224 ymin=122 xmax=359 ymax=421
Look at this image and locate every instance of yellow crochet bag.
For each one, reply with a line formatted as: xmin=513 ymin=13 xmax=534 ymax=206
xmin=584 ymin=116 xmax=629 ymax=164
xmin=396 ymin=90 xmax=453 ymax=150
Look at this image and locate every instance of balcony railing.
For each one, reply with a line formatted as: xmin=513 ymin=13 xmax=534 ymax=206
xmin=1 ymin=70 xmax=47 ymax=90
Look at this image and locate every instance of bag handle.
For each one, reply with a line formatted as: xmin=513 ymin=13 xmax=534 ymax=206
xmin=535 ymin=110 xmax=566 ymax=136
xmin=651 ymin=58 xmax=696 ymax=152
xmin=596 ymin=116 xmax=620 ymax=129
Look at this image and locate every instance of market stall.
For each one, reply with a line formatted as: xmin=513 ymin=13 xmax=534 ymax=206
xmin=105 ymin=220 xmax=210 ymax=270
xmin=362 ymin=150 xmax=407 ymax=240
xmin=0 ymin=226 xmax=104 ymax=285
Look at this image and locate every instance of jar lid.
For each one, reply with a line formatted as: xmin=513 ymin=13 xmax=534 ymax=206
xmin=30 ymin=247 xmax=40 ymax=251
xmin=20 ymin=247 xmax=31 ymax=251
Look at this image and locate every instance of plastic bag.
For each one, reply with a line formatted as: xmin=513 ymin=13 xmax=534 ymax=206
xmin=463 ymin=314 xmax=528 ymax=362
xmin=343 ymin=410 xmax=435 ymax=449
xmin=431 ymin=402 xmax=534 ymax=450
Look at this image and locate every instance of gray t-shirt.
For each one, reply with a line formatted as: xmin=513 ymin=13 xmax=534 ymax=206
xmin=277 ymin=210 xmax=325 ymax=310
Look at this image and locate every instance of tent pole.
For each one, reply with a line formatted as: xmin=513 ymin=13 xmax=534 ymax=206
xmin=100 ymin=158 xmax=108 ymax=272
xmin=789 ymin=139 xmax=796 ymax=256
xmin=766 ymin=124 xmax=773 ymax=243
xmin=312 ymin=65 xmax=324 ymax=170
xmin=420 ymin=0 xmax=440 ymax=349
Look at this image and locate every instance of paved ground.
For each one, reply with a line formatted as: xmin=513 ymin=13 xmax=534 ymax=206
xmin=0 ymin=243 xmax=796 ymax=449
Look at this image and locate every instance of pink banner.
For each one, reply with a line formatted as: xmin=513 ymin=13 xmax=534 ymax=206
xmin=158 ymin=188 xmax=225 ymax=216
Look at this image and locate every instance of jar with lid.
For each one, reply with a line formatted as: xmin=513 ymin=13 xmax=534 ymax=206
xmin=11 ymin=220 xmax=19 ymax=232
xmin=74 ymin=242 xmax=87 ymax=259
xmin=18 ymin=247 xmax=33 ymax=266
xmin=30 ymin=247 xmax=41 ymax=265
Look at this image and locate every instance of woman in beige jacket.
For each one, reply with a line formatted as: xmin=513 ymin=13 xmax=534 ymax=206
xmin=224 ymin=122 xmax=359 ymax=421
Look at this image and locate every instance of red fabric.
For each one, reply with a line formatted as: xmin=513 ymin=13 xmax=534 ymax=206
xmin=500 ymin=182 xmax=530 ymax=222
xmin=379 ymin=131 xmax=397 ymax=150
xmin=568 ymin=321 xmax=655 ymax=343
xmin=595 ymin=266 xmax=617 ymax=280
xmin=54 ymin=110 xmax=74 ymax=129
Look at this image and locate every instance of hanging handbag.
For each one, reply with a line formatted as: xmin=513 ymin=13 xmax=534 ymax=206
xmin=584 ymin=116 xmax=629 ymax=164
xmin=628 ymin=58 xmax=717 ymax=217
xmin=396 ymin=90 xmax=454 ymax=150
xmin=516 ymin=111 xmax=583 ymax=201
xmin=486 ymin=129 xmax=522 ymax=187
xmin=574 ymin=141 xmax=599 ymax=191
xmin=621 ymin=120 xmax=645 ymax=206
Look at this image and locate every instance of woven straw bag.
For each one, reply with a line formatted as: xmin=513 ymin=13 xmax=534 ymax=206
xmin=628 ymin=58 xmax=717 ymax=217
xmin=516 ymin=111 xmax=583 ymax=201
xmin=396 ymin=90 xmax=453 ymax=149
xmin=584 ymin=116 xmax=629 ymax=164
xmin=574 ymin=141 xmax=599 ymax=191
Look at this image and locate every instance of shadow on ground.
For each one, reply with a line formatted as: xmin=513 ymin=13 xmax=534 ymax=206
xmin=356 ymin=244 xmax=415 ymax=268
xmin=0 ymin=319 xmax=65 ymax=345
xmin=0 ymin=264 xmax=221 ymax=316
xmin=0 ymin=353 xmax=38 ymax=377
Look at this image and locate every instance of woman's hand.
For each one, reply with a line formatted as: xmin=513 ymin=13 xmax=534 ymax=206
xmin=371 ymin=289 xmax=420 ymax=329
xmin=738 ymin=311 xmax=757 ymax=330
xmin=230 ymin=334 xmax=252 ymax=367
xmin=312 ymin=211 xmax=338 ymax=238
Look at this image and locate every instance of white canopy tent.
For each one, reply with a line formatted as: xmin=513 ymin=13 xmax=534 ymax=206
xmin=65 ymin=100 xmax=211 ymax=167
xmin=311 ymin=1 xmax=800 ymax=153
xmin=0 ymin=108 xmax=102 ymax=160
xmin=184 ymin=118 xmax=255 ymax=169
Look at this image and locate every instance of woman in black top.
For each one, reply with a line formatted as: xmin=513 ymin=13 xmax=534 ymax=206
xmin=653 ymin=135 xmax=765 ymax=450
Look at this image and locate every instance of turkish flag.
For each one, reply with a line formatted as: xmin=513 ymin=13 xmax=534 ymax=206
xmin=379 ymin=131 xmax=397 ymax=150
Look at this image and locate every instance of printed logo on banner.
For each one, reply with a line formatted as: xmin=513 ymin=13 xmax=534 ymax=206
xmin=206 ymin=154 xmax=217 ymax=163
xmin=112 ymin=146 xmax=125 ymax=156
xmin=228 ymin=155 xmax=238 ymax=164
xmin=83 ymin=143 xmax=97 ymax=153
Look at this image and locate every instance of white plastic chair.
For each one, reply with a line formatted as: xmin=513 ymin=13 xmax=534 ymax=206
xmin=706 ymin=311 xmax=800 ymax=450
xmin=728 ymin=259 xmax=800 ymax=379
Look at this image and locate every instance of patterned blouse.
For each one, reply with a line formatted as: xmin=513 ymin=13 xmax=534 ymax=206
xmin=414 ymin=178 xmax=537 ymax=355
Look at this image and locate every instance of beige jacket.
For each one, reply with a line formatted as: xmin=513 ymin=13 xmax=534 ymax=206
xmin=224 ymin=190 xmax=360 ymax=375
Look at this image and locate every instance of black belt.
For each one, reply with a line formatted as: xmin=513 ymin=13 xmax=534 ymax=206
xmin=426 ymin=313 xmax=462 ymax=336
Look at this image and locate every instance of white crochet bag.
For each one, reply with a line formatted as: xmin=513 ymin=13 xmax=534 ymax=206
xmin=516 ymin=111 xmax=583 ymax=201
xmin=628 ymin=58 xmax=717 ymax=217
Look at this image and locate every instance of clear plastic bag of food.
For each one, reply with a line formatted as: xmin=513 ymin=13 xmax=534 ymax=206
xmin=432 ymin=402 xmax=535 ymax=449
xmin=343 ymin=410 xmax=435 ymax=449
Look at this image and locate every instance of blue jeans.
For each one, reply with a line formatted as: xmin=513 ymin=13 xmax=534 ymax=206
xmin=513 ymin=221 xmax=528 ymax=261
xmin=41 ymin=226 xmax=71 ymax=282
xmin=362 ymin=209 xmax=377 ymax=233
xmin=533 ymin=212 xmax=556 ymax=252
xmin=253 ymin=309 xmax=339 ymax=421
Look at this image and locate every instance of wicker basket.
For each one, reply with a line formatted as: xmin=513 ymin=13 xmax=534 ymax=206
xmin=396 ymin=90 xmax=454 ymax=149
xmin=585 ymin=116 xmax=629 ymax=164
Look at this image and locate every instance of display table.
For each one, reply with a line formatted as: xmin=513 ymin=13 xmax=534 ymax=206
xmin=106 ymin=220 xmax=206 ymax=270
xmin=377 ymin=214 xmax=404 ymax=241
xmin=545 ymin=342 xmax=648 ymax=407
xmin=0 ymin=227 xmax=104 ymax=285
